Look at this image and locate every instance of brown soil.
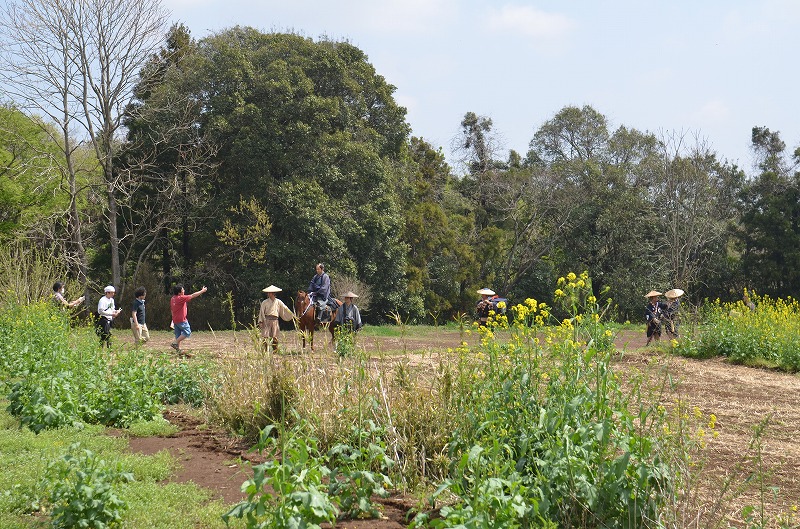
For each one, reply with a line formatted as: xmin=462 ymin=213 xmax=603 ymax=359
xmin=121 ymin=328 xmax=800 ymax=526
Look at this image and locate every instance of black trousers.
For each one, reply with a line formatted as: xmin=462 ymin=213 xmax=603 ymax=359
xmin=96 ymin=317 xmax=112 ymax=345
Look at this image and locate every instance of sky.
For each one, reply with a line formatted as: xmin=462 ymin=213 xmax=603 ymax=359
xmin=162 ymin=0 xmax=800 ymax=173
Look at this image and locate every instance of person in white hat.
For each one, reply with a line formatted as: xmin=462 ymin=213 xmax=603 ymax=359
xmin=333 ymin=291 xmax=362 ymax=332
xmin=663 ymin=289 xmax=684 ymax=339
xmin=97 ymin=285 xmax=122 ymax=347
xmin=475 ymin=288 xmax=496 ymax=326
xmin=257 ymin=285 xmax=295 ymax=352
xmin=644 ymin=290 xmax=664 ymax=345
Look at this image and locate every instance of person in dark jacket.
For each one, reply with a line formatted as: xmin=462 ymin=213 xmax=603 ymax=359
xmin=307 ymin=263 xmax=333 ymax=321
xmin=644 ymin=290 xmax=665 ymax=345
xmin=476 ymin=288 xmax=496 ymax=326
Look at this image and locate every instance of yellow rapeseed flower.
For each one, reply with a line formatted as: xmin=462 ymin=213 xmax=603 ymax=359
xmin=567 ymin=272 xmax=577 ymax=281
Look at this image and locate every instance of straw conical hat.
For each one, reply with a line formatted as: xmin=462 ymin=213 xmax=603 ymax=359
xmin=644 ymin=290 xmax=662 ymax=298
xmin=342 ymin=291 xmax=359 ymax=298
xmin=665 ymin=288 xmax=684 ymax=299
xmin=262 ymin=285 xmax=282 ymax=293
xmin=476 ymin=288 xmax=496 ymax=296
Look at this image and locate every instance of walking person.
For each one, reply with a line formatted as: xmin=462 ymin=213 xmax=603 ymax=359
xmin=170 ymin=283 xmax=208 ymax=356
xmin=644 ymin=290 xmax=665 ymax=346
xmin=475 ymin=288 xmax=495 ymax=327
xmin=257 ymin=285 xmax=295 ymax=352
xmin=332 ymin=291 xmax=362 ymax=352
xmin=130 ymin=286 xmax=150 ymax=345
xmin=333 ymin=291 xmax=363 ymax=332
xmin=97 ymin=285 xmax=122 ymax=347
xmin=663 ymin=288 xmax=684 ymax=340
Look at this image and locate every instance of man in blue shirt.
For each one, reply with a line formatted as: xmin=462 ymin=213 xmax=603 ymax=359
xmin=307 ymin=263 xmax=332 ymax=321
xmin=131 ymin=286 xmax=149 ymax=345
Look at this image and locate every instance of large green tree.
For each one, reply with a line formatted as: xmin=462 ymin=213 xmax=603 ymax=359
xmin=0 ymin=106 xmax=64 ymax=239
xmin=738 ymin=127 xmax=800 ymax=296
xmin=128 ymin=27 xmax=416 ymax=320
xmin=399 ymin=137 xmax=476 ymax=317
xmin=525 ymin=106 xmax=659 ymax=317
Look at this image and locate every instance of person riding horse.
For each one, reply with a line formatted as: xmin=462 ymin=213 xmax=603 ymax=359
xmin=306 ymin=263 xmax=334 ymax=322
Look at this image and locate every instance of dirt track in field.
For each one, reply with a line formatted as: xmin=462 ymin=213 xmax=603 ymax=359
xmin=120 ymin=328 xmax=800 ymax=526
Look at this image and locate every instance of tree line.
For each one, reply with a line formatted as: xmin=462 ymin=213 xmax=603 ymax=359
xmin=2 ymin=3 xmax=799 ymax=325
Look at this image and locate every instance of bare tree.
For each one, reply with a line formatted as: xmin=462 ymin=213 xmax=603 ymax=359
xmin=0 ymin=0 xmax=169 ymax=287
xmin=654 ymin=131 xmax=742 ymax=291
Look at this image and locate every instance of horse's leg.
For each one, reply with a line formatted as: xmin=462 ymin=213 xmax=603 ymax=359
xmin=298 ymin=321 xmax=307 ymax=350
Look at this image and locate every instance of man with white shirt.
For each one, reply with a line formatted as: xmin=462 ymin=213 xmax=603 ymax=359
xmin=97 ymin=285 xmax=122 ymax=347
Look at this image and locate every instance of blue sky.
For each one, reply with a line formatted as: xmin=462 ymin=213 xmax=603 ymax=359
xmin=164 ymin=0 xmax=800 ymax=173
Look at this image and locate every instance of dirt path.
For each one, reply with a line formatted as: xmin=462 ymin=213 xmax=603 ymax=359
xmin=122 ymin=328 xmax=800 ymax=525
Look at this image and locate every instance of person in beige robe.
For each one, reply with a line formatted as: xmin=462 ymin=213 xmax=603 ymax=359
xmin=257 ymin=285 xmax=295 ymax=352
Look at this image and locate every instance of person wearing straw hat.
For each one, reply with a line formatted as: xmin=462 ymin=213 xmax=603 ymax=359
xmin=644 ymin=290 xmax=665 ymax=345
xmin=476 ymin=288 xmax=496 ymax=326
xmin=333 ymin=291 xmax=362 ymax=332
xmin=257 ymin=285 xmax=295 ymax=352
xmin=663 ymin=288 xmax=684 ymax=339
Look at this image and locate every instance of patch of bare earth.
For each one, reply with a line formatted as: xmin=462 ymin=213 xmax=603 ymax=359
xmin=613 ymin=330 xmax=800 ymax=522
xmin=124 ymin=328 xmax=800 ymax=525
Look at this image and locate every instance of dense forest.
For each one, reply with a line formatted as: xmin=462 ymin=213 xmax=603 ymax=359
xmin=2 ymin=21 xmax=800 ymax=327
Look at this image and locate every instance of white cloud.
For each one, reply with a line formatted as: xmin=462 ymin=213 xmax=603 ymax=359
xmin=487 ymin=5 xmax=575 ymax=44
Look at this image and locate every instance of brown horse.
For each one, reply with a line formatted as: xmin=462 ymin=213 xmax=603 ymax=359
xmin=295 ymin=290 xmax=339 ymax=350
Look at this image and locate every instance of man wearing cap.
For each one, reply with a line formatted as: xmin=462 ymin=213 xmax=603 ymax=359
xmin=644 ymin=290 xmax=665 ymax=345
xmin=97 ymin=285 xmax=122 ymax=347
xmin=257 ymin=285 xmax=295 ymax=352
xmin=476 ymin=288 xmax=496 ymax=326
xmin=663 ymin=288 xmax=684 ymax=339
xmin=333 ymin=291 xmax=362 ymax=332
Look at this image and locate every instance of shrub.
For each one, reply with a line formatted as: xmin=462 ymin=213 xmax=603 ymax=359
xmin=681 ymin=291 xmax=800 ymax=372
xmin=0 ymin=303 xmax=212 ymax=432
xmin=414 ymin=272 xmax=672 ymax=528
xmin=41 ymin=443 xmax=134 ymax=529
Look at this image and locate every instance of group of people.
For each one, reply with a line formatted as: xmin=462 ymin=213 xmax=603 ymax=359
xmin=51 ymin=263 xmax=361 ymax=354
xmin=52 ymin=280 xmax=207 ymax=355
xmin=258 ymin=262 xmax=362 ymax=352
xmin=54 ymin=273 xmax=692 ymax=353
xmin=644 ymin=288 xmax=684 ymax=345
